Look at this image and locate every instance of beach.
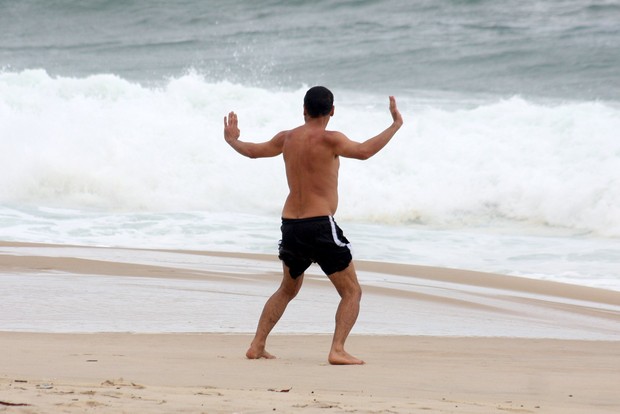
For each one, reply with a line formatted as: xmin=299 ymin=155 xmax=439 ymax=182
xmin=2 ymin=242 xmax=619 ymax=413
xmin=2 ymin=333 xmax=619 ymax=414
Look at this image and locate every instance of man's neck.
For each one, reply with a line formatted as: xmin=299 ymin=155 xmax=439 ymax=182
xmin=304 ymin=115 xmax=330 ymax=129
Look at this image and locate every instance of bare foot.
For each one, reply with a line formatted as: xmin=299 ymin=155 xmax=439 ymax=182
xmin=328 ymin=349 xmax=365 ymax=365
xmin=246 ymin=345 xmax=276 ymax=360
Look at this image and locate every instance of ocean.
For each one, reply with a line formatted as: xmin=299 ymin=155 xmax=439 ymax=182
xmin=1 ymin=0 xmax=619 ymax=291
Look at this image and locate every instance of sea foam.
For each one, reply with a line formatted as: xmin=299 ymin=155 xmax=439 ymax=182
xmin=1 ymin=69 xmax=619 ymax=237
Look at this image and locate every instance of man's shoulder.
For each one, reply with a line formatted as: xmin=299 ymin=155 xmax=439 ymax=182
xmin=323 ymin=129 xmax=347 ymax=142
xmin=272 ymin=129 xmax=292 ymax=141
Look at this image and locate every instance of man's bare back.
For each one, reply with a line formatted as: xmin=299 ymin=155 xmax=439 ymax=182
xmin=281 ymin=123 xmax=342 ymax=218
xmin=224 ymin=86 xmax=402 ymax=365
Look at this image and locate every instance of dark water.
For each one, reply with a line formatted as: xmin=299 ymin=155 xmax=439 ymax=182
xmin=2 ymin=0 xmax=619 ymax=100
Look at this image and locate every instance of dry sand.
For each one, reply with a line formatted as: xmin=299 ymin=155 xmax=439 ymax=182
xmin=1 ymin=241 xmax=619 ymax=413
xmin=1 ymin=334 xmax=619 ymax=413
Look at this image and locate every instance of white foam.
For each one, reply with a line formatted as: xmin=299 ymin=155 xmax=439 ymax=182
xmin=2 ymin=70 xmax=619 ymax=236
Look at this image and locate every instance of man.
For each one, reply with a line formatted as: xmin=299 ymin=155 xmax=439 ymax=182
xmin=224 ymin=86 xmax=403 ymax=365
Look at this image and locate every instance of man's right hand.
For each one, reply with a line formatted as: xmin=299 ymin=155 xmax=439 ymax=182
xmin=389 ymin=96 xmax=403 ymax=128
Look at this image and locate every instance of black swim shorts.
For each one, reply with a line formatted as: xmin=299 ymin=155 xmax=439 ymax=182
xmin=278 ymin=216 xmax=353 ymax=279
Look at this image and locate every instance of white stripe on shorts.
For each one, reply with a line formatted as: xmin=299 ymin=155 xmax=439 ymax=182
xmin=328 ymin=216 xmax=351 ymax=250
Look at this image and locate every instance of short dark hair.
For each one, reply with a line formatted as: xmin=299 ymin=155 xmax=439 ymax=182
xmin=304 ymin=86 xmax=334 ymax=118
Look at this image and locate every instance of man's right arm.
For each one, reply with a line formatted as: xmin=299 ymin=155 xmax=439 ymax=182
xmin=224 ymin=111 xmax=284 ymax=158
xmin=333 ymin=96 xmax=403 ymax=160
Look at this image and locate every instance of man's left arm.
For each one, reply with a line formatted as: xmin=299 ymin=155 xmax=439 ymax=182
xmin=224 ymin=111 xmax=284 ymax=158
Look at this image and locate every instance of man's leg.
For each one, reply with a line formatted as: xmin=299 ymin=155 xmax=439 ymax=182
xmin=246 ymin=264 xmax=304 ymax=359
xmin=327 ymin=262 xmax=364 ymax=365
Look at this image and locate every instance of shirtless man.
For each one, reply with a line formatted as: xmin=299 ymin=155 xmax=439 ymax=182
xmin=224 ymin=86 xmax=403 ymax=365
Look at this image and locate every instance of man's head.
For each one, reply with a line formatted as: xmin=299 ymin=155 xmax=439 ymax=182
xmin=304 ymin=86 xmax=334 ymax=118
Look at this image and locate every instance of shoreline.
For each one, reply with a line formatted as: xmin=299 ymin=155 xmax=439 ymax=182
xmin=1 ymin=241 xmax=619 ymax=338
